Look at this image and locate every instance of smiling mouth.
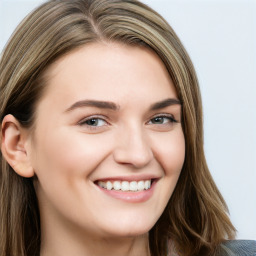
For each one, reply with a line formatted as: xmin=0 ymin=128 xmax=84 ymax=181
xmin=95 ymin=179 xmax=155 ymax=192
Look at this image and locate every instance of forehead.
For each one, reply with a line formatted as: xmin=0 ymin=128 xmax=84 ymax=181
xmin=37 ymin=42 xmax=178 ymax=111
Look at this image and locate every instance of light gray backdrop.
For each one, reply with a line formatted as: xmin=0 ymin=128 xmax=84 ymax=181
xmin=0 ymin=0 xmax=255 ymax=240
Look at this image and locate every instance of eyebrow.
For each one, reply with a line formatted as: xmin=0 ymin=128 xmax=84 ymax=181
xmin=149 ymin=98 xmax=181 ymax=110
xmin=65 ymin=98 xmax=181 ymax=112
xmin=65 ymin=100 xmax=119 ymax=112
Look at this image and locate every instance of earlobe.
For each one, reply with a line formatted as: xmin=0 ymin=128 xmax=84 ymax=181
xmin=1 ymin=114 xmax=34 ymax=178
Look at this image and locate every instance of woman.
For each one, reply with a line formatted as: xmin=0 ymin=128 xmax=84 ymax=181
xmin=0 ymin=0 xmax=255 ymax=256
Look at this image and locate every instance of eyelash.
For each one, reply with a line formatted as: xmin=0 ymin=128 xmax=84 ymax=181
xmin=78 ymin=113 xmax=178 ymax=130
xmin=147 ymin=114 xmax=177 ymax=125
xmin=78 ymin=115 xmax=109 ymax=130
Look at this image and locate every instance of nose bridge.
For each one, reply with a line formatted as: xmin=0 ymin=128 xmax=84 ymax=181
xmin=113 ymin=122 xmax=153 ymax=168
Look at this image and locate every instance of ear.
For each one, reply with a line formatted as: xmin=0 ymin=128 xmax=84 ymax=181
xmin=1 ymin=114 xmax=34 ymax=178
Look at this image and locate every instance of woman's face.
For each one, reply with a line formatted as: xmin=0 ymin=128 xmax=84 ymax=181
xmin=29 ymin=42 xmax=185 ymax=238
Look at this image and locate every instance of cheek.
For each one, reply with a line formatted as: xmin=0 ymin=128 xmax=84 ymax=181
xmin=31 ymin=127 xmax=113 ymax=224
xmin=35 ymin=129 xmax=90 ymax=172
xmin=146 ymin=129 xmax=185 ymax=220
xmin=151 ymin=128 xmax=185 ymax=176
xmin=32 ymin=127 xmax=109 ymax=178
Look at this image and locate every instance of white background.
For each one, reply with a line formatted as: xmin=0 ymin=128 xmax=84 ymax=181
xmin=0 ymin=0 xmax=255 ymax=240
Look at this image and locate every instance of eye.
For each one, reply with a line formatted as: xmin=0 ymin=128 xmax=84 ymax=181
xmin=148 ymin=114 xmax=177 ymax=125
xmin=78 ymin=116 xmax=108 ymax=128
xmin=84 ymin=118 xmax=106 ymax=126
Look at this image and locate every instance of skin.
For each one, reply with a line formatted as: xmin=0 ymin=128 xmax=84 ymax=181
xmin=2 ymin=42 xmax=185 ymax=256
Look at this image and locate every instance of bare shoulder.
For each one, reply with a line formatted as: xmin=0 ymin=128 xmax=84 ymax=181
xmin=219 ymin=240 xmax=256 ymax=256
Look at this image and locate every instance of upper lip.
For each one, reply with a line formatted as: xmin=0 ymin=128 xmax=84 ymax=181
xmin=94 ymin=174 xmax=161 ymax=182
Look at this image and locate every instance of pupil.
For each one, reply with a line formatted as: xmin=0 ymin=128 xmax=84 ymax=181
xmin=153 ymin=117 xmax=163 ymax=124
xmin=87 ymin=119 xmax=98 ymax=126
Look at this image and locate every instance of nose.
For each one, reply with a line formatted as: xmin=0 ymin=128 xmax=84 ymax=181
xmin=113 ymin=125 xmax=153 ymax=169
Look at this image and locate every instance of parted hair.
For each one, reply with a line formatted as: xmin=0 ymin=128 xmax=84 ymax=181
xmin=0 ymin=0 xmax=236 ymax=256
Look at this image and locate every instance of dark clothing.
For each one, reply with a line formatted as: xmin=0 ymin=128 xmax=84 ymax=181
xmin=219 ymin=240 xmax=256 ymax=256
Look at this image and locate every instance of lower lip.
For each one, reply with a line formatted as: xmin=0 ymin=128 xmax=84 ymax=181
xmin=96 ymin=181 xmax=157 ymax=203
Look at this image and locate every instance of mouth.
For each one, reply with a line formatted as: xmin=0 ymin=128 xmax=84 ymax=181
xmin=96 ymin=179 xmax=155 ymax=192
xmin=94 ymin=178 xmax=158 ymax=203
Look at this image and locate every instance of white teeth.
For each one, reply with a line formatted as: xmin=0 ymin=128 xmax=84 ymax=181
xmin=137 ymin=181 xmax=145 ymax=191
xmin=113 ymin=181 xmax=121 ymax=190
xmin=106 ymin=181 xmax=112 ymax=190
xmin=97 ymin=180 xmax=152 ymax=192
xmin=98 ymin=181 xmax=106 ymax=189
xmin=145 ymin=180 xmax=151 ymax=190
xmin=129 ymin=181 xmax=137 ymax=191
xmin=121 ymin=181 xmax=130 ymax=191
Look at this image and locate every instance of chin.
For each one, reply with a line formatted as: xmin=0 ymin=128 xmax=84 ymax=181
xmin=99 ymin=218 xmax=156 ymax=238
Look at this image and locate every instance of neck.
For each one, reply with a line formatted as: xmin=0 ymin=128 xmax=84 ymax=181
xmin=40 ymin=231 xmax=150 ymax=256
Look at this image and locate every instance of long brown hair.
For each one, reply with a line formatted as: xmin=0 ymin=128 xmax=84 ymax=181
xmin=0 ymin=1 xmax=236 ymax=255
